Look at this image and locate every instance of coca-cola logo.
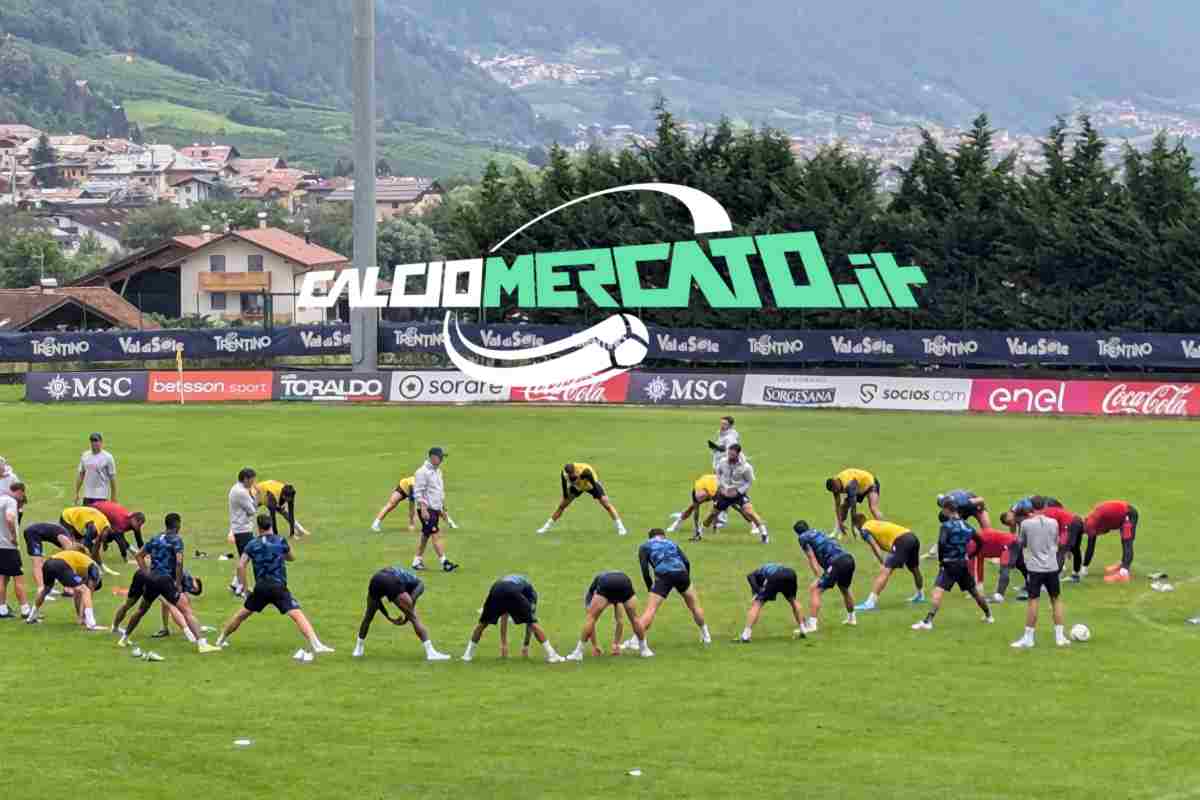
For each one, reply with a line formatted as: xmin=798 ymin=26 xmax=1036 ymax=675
xmin=1101 ymin=383 xmax=1193 ymax=416
xmin=514 ymin=375 xmax=629 ymax=403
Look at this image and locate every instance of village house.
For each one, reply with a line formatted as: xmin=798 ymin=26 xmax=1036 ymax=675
xmin=324 ymin=176 xmax=443 ymax=221
xmin=0 ymin=284 xmax=156 ymax=332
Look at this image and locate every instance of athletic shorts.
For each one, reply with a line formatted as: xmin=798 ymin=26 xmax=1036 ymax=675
xmin=650 ymin=570 xmax=691 ymax=598
xmin=393 ymin=487 xmax=410 ymax=501
xmin=589 ymin=572 xmax=635 ymax=606
xmin=479 ymin=583 xmax=536 ymax=626
xmin=883 ymin=533 xmax=920 ymax=571
xmin=1059 ymin=517 xmax=1084 ymax=549
xmin=126 ymin=570 xmax=148 ymax=602
xmin=935 ymin=561 xmax=976 ymax=592
xmin=691 ymin=488 xmax=712 ymax=505
xmin=714 ymin=492 xmax=748 ymax=512
xmin=369 ymin=572 xmax=424 ymax=605
xmin=141 ymin=572 xmax=181 ymax=606
xmin=1026 ymin=571 xmax=1061 ymax=600
xmin=42 ymin=559 xmax=83 ymax=590
xmin=24 ymin=529 xmax=61 ymax=558
xmin=233 ymin=532 xmax=253 ymax=556
xmin=0 ymin=549 xmax=22 ymax=577
xmin=82 ymin=498 xmax=106 ymax=507
xmin=564 ymin=475 xmax=605 ymax=500
xmin=420 ymin=509 xmax=442 ymax=538
xmin=817 ymin=554 xmax=855 ymax=591
xmin=750 ymin=569 xmax=798 ymax=602
xmin=244 ymin=581 xmax=300 ymax=614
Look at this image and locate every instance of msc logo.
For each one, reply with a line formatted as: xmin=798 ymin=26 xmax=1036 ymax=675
xmin=43 ymin=374 xmax=136 ymax=401
xmin=641 ymin=376 xmax=732 ymax=404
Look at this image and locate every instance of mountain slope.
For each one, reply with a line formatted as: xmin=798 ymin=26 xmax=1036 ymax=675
xmin=0 ymin=0 xmax=553 ymax=142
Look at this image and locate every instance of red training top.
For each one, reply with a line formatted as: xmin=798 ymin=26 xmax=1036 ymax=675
xmin=1085 ymin=501 xmax=1131 ymax=535
xmin=92 ymin=500 xmax=133 ymax=533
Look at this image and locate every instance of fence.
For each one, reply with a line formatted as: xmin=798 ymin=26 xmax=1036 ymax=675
xmin=4 ymin=323 xmax=1200 ymax=369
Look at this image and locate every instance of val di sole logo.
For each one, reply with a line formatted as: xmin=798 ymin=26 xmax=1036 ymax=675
xmin=298 ymin=183 xmax=927 ymax=388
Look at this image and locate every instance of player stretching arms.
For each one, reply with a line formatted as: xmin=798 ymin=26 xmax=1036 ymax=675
xmin=794 ymin=522 xmax=857 ymax=633
xmin=738 ymin=563 xmax=807 ymax=643
xmin=411 ymin=448 xmax=459 ymax=572
xmin=567 ymin=571 xmax=652 ymax=660
xmin=967 ymin=526 xmax=1026 ymax=602
xmin=853 ymin=514 xmax=926 ymax=611
xmin=912 ymin=501 xmax=993 ymax=631
xmin=215 ymin=514 xmax=334 ymax=655
xmin=91 ymin=500 xmax=146 ymax=558
xmin=60 ymin=505 xmax=119 ymax=576
xmin=1083 ymin=500 xmax=1139 ymax=583
xmin=707 ymin=415 xmax=739 ymax=528
xmin=924 ymin=489 xmax=990 ymax=558
xmin=712 ymin=444 xmax=768 ymax=543
xmin=22 ymin=522 xmax=77 ymax=598
xmin=667 ymin=474 xmax=717 ymax=540
xmin=636 ymin=528 xmax=711 ymax=645
xmin=462 ymin=575 xmax=564 ymax=662
xmin=352 ymin=566 xmax=451 ymax=660
xmin=255 ymin=480 xmax=310 ymax=538
xmin=827 ymin=468 xmax=881 ymax=536
xmin=537 ymin=462 xmax=627 ymax=536
xmin=371 ymin=476 xmax=416 ymax=532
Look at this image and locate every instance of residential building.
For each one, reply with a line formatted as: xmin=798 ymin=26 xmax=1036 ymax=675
xmin=0 ymin=284 xmax=156 ymax=332
xmin=324 ymin=176 xmax=443 ymax=221
xmin=170 ymin=175 xmax=215 ymax=209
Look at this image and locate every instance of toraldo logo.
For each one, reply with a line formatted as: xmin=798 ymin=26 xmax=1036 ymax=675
xmin=298 ymin=184 xmax=927 ymax=388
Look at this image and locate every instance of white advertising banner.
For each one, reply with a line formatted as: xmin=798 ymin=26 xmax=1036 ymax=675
xmin=741 ymin=374 xmax=971 ymax=411
xmin=388 ymin=370 xmax=508 ymax=403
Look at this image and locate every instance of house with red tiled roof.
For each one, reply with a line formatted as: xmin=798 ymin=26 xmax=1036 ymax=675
xmin=238 ymin=168 xmax=314 ymax=214
xmin=324 ymin=176 xmax=443 ymax=221
xmin=179 ymin=144 xmax=240 ymax=168
xmin=72 ymin=224 xmax=348 ymax=323
xmin=0 ymin=284 xmax=158 ymax=331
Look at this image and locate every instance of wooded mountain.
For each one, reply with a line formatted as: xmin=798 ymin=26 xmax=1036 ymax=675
xmin=0 ymin=0 xmax=553 ymax=142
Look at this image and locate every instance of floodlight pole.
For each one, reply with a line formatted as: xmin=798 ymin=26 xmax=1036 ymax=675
xmin=350 ymin=0 xmax=378 ymax=371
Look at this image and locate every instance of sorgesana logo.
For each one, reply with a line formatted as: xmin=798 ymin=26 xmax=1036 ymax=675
xmin=763 ymin=385 xmax=835 ymax=405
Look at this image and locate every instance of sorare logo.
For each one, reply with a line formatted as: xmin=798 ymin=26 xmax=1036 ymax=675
xmin=298 ymin=183 xmax=928 ymax=388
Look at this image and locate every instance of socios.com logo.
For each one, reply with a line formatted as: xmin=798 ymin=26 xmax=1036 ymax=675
xmin=298 ymin=184 xmax=927 ymax=388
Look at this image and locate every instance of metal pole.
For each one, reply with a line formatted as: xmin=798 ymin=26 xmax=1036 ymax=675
xmin=350 ymin=0 xmax=379 ymax=372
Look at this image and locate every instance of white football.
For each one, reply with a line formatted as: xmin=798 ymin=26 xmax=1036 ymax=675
xmin=1070 ymin=623 xmax=1091 ymax=642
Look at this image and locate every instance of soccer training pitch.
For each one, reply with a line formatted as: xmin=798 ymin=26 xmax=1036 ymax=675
xmin=2 ymin=401 xmax=1197 ymax=800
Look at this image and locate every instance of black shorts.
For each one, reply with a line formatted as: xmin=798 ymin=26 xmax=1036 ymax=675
xmin=42 ymin=559 xmax=83 ymax=590
xmin=1026 ymin=571 xmax=1061 ymax=599
xmin=127 ymin=570 xmax=148 ymax=602
xmin=0 ymin=548 xmax=22 ymax=577
xmin=750 ymin=569 xmax=798 ymax=602
xmin=563 ymin=474 xmax=605 ymax=500
xmin=650 ymin=570 xmax=691 ymax=598
xmin=369 ymin=572 xmax=424 ymax=605
xmin=24 ymin=530 xmax=60 ymax=558
xmin=420 ymin=509 xmax=442 ymax=538
xmin=884 ymin=533 xmax=921 ymax=571
xmin=233 ymin=532 xmax=253 ymax=556
xmin=141 ymin=572 xmax=182 ymax=606
xmin=714 ymin=492 xmax=748 ymax=512
xmin=935 ymin=561 xmax=977 ymax=592
xmin=393 ymin=486 xmax=410 ymax=501
xmin=817 ymin=554 xmax=855 ymax=591
xmin=480 ymin=583 xmax=536 ymax=626
xmin=244 ymin=581 xmax=301 ymax=614
xmin=591 ymin=572 xmax=635 ymax=605
xmin=82 ymin=497 xmax=106 ymax=507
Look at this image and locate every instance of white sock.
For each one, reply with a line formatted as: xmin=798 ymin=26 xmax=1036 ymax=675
xmin=846 ymin=612 xmax=857 ymax=623
xmin=740 ymin=626 xmax=752 ymax=640
xmin=356 ymin=637 xmax=366 ymax=650
xmin=1054 ymin=624 xmax=1065 ymax=639
xmin=542 ymin=640 xmax=558 ymax=658
xmin=0 ymin=604 xmax=8 ymax=615
xmin=572 ymin=640 xmax=585 ymax=655
xmin=308 ymin=636 xmax=323 ymax=650
xmin=700 ymin=624 xmax=711 ymax=640
xmin=543 ymin=518 xmax=554 ymax=529
xmin=464 ymin=641 xmax=477 ymax=658
xmin=20 ymin=604 xmax=30 ymax=615
xmin=216 ymin=634 xmax=229 ymax=647
xmin=806 ymin=617 xmax=817 ymax=628
xmin=84 ymin=608 xmax=96 ymax=626
xmin=1024 ymin=626 xmax=1036 ymax=642
xmin=422 ymin=639 xmax=435 ymax=656
xmin=197 ymin=637 xmax=208 ymax=647
xmin=183 ymin=627 xmax=197 ymax=643
xmin=866 ymin=593 xmax=878 ymax=605
xmin=439 ymin=555 xmax=447 ymax=565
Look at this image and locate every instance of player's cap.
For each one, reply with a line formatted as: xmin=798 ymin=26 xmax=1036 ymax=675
xmin=89 ymin=432 xmax=103 ymax=442
xmin=428 ymin=446 xmax=446 ymax=458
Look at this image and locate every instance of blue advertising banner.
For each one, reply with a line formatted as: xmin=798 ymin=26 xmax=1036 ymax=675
xmin=3 ymin=323 xmax=1199 ymax=368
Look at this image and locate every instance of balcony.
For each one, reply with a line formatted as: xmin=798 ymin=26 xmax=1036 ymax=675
xmin=198 ymin=272 xmax=271 ymax=292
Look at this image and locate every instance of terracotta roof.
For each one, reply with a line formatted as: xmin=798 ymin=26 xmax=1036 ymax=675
xmin=0 ymin=286 xmax=158 ymax=331
xmin=0 ymin=124 xmax=42 ymax=141
xmin=326 ymin=176 xmax=441 ymax=203
xmin=169 ymin=174 xmax=217 ymax=187
xmin=230 ymin=227 xmax=348 ymax=267
xmin=241 ymin=168 xmax=307 ymax=197
xmin=173 ymin=233 xmax=224 ymax=249
xmin=229 ymin=157 xmax=286 ymax=176
xmin=179 ymin=145 xmax=239 ymax=164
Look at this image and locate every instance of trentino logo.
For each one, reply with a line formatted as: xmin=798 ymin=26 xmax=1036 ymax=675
xmin=298 ymin=184 xmax=927 ymax=387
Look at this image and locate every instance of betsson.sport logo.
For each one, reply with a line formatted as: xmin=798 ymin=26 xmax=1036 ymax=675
xmin=297 ymin=183 xmax=927 ymax=388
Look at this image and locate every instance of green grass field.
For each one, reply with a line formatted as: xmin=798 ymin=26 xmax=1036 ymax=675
xmin=2 ymin=402 xmax=1198 ymax=799
xmin=122 ymin=100 xmax=284 ymax=136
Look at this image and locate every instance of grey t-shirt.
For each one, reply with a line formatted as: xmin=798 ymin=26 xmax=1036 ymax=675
xmin=0 ymin=495 xmax=18 ymax=549
xmin=1020 ymin=514 xmax=1059 ymax=573
xmin=228 ymin=483 xmax=257 ymax=534
xmin=79 ymin=450 xmax=116 ymax=499
xmin=0 ymin=470 xmax=19 ymax=494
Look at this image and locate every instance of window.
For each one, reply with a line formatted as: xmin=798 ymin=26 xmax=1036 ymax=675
xmin=247 ymin=254 xmax=264 ymax=272
xmin=210 ymin=292 xmax=227 ymax=311
xmin=209 ymin=255 xmax=226 ymax=272
xmin=241 ymin=292 xmax=264 ymax=315
xmin=391 ymin=201 xmax=400 ymax=209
